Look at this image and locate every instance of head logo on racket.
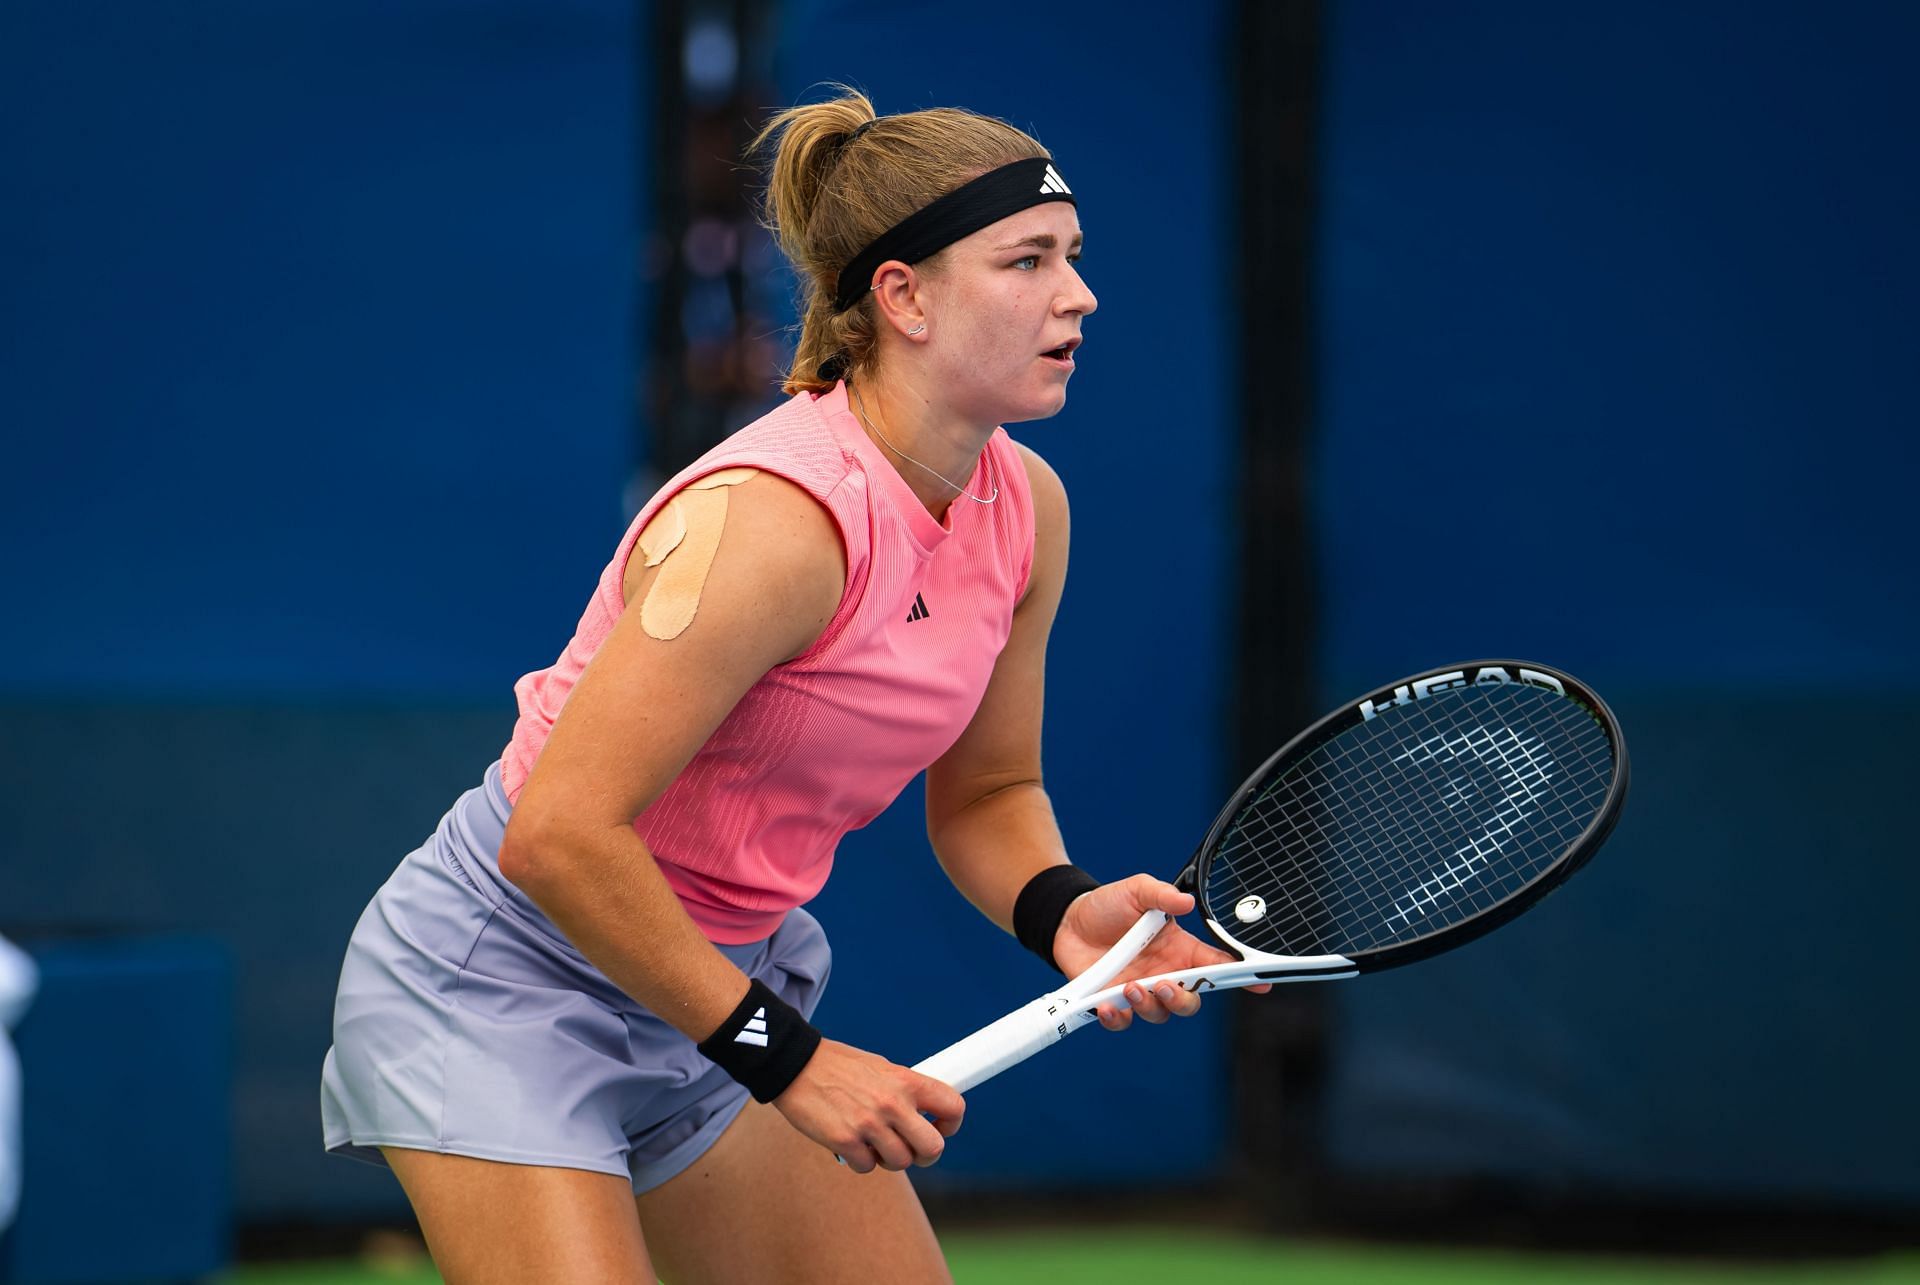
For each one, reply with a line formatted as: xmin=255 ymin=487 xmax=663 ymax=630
xmin=1357 ymin=665 xmax=1567 ymax=721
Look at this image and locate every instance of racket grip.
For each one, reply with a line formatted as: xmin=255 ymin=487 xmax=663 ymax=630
xmin=913 ymin=993 xmax=1082 ymax=1094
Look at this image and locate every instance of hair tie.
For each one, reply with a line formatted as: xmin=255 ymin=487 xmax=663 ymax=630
xmin=825 ymin=119 xmax=877 ymax=179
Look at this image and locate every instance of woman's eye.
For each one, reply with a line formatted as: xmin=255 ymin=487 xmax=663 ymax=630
xmin=1013 ymin=255 xmax=1040 ymax=270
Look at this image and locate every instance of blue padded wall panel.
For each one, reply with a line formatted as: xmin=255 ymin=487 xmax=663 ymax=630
xmin=1314 ymin=1 xmax=1919 ymax=1201
xmin=0 ymin=0 xmax=641 ymax=1222
xmin=1313 ymin=1 xmax=1917 ymax=694
xmin=0 ymin=0 xmax=640 ymax=701
xmin=0 ymin=703 xmax=515 ymax=1221
xmin=1 ymin=940 xmax=230 ymax=1283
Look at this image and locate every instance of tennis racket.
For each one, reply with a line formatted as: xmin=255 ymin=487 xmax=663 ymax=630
xmin=915 ymin=659 xmax=1628 ymax=1093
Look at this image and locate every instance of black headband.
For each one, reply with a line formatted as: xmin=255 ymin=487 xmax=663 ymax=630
xmin=830 ymin=156 xmax=1075 ymax=313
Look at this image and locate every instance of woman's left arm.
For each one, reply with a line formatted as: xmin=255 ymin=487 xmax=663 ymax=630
xmin=924 ymin=441 xmax=1073 ymax=933
xmin=926 ymin=445 xmax=1250 ymax=1029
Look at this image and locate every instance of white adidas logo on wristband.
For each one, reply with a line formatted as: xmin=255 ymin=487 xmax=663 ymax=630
xmin=735 ymin=1006 xmax=769 ymax=1047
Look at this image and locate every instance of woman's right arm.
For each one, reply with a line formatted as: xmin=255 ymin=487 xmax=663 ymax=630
xmin=498 ymin=471 xmax=962 ymax=1172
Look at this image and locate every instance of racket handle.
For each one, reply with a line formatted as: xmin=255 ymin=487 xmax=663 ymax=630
xmin=914 ymin=909 xmax=1173 ymax=1093
xmin=913 ymin=992 xmax=1089 ymax=1094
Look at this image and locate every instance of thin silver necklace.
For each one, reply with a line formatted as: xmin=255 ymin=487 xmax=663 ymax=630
xmin=849 ymin=382 xmax=998 ymax=506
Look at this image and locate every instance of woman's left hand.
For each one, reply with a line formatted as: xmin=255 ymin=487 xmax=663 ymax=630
xmin=1051 ymin=873 xmax=1273 ymax=1030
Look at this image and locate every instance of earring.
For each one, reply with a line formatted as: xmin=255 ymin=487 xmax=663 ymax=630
xmin=907 ymin=323 xmax=926 ymax=336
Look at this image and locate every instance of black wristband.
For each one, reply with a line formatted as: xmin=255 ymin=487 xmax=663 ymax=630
xmin=1013 ymin=865 xmax=1101 ymax=973
xmin=696 ymin=978 xmax=822 ymax=1103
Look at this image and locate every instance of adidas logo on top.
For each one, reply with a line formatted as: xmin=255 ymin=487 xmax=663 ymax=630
xmin=1039 ymin=164 xmax=1071 ymax=196
xmin=905 ymin=592 xmax=930 ymax=623
xmin=735 ymin=1006 xmax=769 ymax=1047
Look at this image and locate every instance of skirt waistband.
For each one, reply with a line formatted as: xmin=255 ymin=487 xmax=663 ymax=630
xmin=437 ymin=761 xmax=602 ymax=966
xmin=436 ymin=761 xmax=787 ymax=972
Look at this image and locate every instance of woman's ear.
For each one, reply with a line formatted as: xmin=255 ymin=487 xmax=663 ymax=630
xmin=870 ymin=263 xmax=928 ymax=338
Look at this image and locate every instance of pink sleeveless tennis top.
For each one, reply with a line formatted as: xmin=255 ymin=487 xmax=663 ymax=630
xmin=499 ymin=381 xmax=1037 ymax=943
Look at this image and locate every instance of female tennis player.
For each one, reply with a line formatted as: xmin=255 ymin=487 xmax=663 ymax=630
xmin=321 ymin=89 xmax=1251 ymax=1283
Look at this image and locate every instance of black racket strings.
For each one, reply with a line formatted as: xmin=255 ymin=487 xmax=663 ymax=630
xmin=1206 ymin=690 xmax=1601 ymax=957
xmin=1201 ymin=683 xmax=1617 ymax=960
xmin=1225 ymin=688 xmax=1612 ymax=956
xmin=1208 ymin=685 xmax=1614 ymax=956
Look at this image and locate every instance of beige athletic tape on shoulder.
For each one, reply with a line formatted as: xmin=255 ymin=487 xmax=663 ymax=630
xmin=636 ymin=500 xmax=686 ymax=568
xmin=637 ymin=468 xmax=760 ymax=640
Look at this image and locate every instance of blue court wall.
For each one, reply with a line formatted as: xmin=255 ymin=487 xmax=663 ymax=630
xmin=0 ymin=0 xmax=641 ymax=1219
xmin=0 ymin=0 xmax=638 ymax=700
xmin=772 ymin=1 xmax=1241 ymax=1191
xmin=1313 ymin=2 xmax=1919 ymax=1202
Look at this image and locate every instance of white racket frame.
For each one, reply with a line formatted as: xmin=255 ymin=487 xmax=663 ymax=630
xmin=914 ymin=908 xmax=1357 ymax=1093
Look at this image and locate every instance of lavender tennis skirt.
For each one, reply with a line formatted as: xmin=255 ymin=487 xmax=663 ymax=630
xmin=320 ymin=761 xmax=830 ymax=1194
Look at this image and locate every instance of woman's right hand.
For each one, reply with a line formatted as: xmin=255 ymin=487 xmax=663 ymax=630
xmin=772 ymin=1039 xmax=965 ymax=1173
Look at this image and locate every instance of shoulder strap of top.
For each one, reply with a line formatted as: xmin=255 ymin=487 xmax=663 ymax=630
xmin=983 ymin=428 xmax=1039 ymax=601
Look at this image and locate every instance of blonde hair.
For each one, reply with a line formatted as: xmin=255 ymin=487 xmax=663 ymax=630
xmin=751 ymin=87 xmax=1050 ymax=396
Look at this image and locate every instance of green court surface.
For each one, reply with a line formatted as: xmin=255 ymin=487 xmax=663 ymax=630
xmin=224 ymin=1229 xmax=1920 ymax=1284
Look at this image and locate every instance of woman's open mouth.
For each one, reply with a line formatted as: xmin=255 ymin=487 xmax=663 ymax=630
xmin=1040 ymin=337 xmax=1081 ymax=368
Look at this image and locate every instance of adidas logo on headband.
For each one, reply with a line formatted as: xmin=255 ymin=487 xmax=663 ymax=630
xmin=1039 ymin=164 xmax=1071 ymax=196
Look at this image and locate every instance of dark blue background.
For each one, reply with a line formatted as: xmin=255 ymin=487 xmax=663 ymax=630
xmin=1 ymin=0 xmax=643 ymax=1221
xmin=1313 ymin=2 xmax=1916 ymax=691
xmin=1313 ymin=0 xmax=1918 ymax=1202
xmin=0 ymin=0 xmax=636 ymax=699
xmin=0 ymin=0 xmax=1913 ymax=1234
